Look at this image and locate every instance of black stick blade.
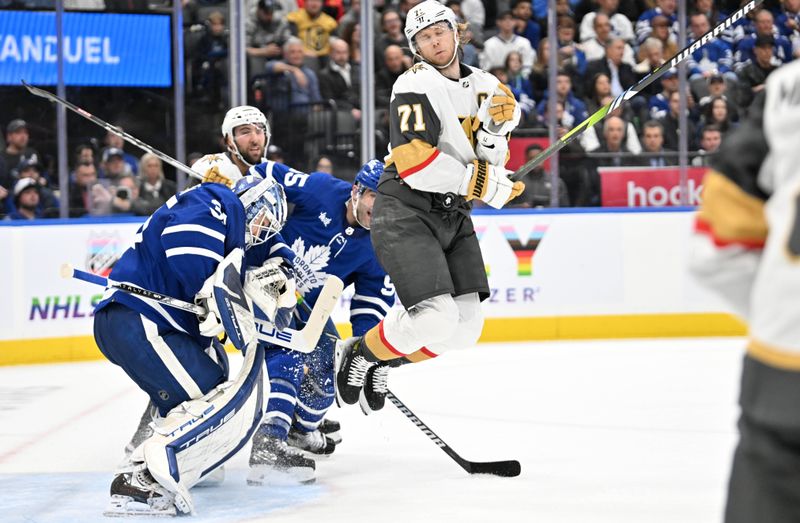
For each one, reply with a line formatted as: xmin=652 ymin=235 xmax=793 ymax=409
xmin=465 ymin=459 xmax=521 ymax=477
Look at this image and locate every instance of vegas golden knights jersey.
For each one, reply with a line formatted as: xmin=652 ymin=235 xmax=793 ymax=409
xmin=691 ymin=61 xmax=800 ymax=371
xmin=384 ymin=61 xmax=503 ymax=195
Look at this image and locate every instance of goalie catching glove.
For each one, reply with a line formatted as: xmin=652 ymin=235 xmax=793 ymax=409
xmin=244 ymin=258 xmax=297 ymax=331
xmin=461 ymin=160 xmax=524 ymax=209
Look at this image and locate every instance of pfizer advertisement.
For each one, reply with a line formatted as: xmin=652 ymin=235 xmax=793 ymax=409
xmin=0 ymin=11 xmax=172 ymax=87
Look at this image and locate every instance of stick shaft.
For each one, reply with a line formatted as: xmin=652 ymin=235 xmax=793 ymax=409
xmin=511 ymin=0 xmax=762 ymax=181
xmin=22 ymin=80 xmax=202 ymax=181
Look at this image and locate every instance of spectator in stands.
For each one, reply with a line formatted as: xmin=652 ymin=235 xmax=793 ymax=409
xmin=287 ymin=0 xmax=338 ymax=69
xmin=579 ymin=0 xmax=635 ymax=45
xmin=504 ymin=51 xmax=536 ymax=121
xmin=106 ymin=174 xmax=141 ymax=215
xmin=581 ymin=94 xmax=641 ymax=154
xmin=657 ymin=89 xmax=698 ymax=151
xmin=2 ymin=119 xmax=40 ymax=178
xmin=536 ymin=70 xmax=587 ymax=126
xmin=686 ymin=12 xmax=736 ymax=99
xmin=193 ymin=11 xmax=229 ymax=107
xmin=13 ymin=159 xmax=58 ymax=217
xmin=648 ymin=14 xmax=679 ymax=59
xmin=459 ymin=0 xmax=485 ymax=42
xmin=585 ymin=72 xmax=611 ymax=114
xmin=314 ymin=155 xmax=334 ymax=174
xmin=592 ymin=115 xmax=637 ymax=167
xmin=775 ymin=0 xmax=800 ymax=51
xmin=701 ymin=94 xmax=736 ymax=135
xmin=68 ymin=161 xmax=99 ymax=217
xmin=691 ymin=124 xmax=722 ymax=166
xmin=634 ymin=37 xmax=667 ymax=98
xmin=584 ymin=37 xmax=636 ymax=97
xmin=580 ymin=12 xmax=636 ymax=66
xmin=737 ymin=34 xmax=780 ymax=110
xmin=0 ymin=151 xmax=8 ymax=197
xmin=512 ymin=0 xmax=541 ymax=51
xmin=639 ymin=120 xmax=675 ymax=167
xmin=136 ymin=153 xmax=176 ymax=216
xmin=481 ymin=10 xmax=536 ymax=77
xmin=266 ymin=37 xmax=322 ymax=165
xmin=509 ymin=143 xmax=570 ymax=208
xmin=735 ymin=9 xmax=793 ymax=70
xmin=319 ymin=37 xmax=361 ymax=120
xmin=340 ymin=22 xmax=361 ymax=65
xmin=697 ymin=73 xmax=733 ymax=112
xmin=102 ymin=129 xmax=137 ymax=174
xmin=101 ymin=147 xmax=133 ymax=182
xmin=266 ymin=144 xmax=286 ymax=163
xmin=7 ymin=178 xmax=42 ymax=220
xmin=636 ymin=0 xmax=677 ymax=45
xmin=648 ymin=67 xmax=679 ymax=119
xmin=694 ymin=0 xmax=727 ymax=26
xmin=556 ymin=16 xmax=587 ymax=77
xmin=376 ymin=45 xmax=408 ymax=109
xmin=375 ymin=8 xmax=412 ymax=68
xmin=246 ymin=0 xmax=292 ymax=72
xmin=73 ymin=143 xmax=96 ymax=169
xmin=266 ymin=37 xmax=323 ymax=107
xmin=529 ymin=38 xmax=550 ymax=102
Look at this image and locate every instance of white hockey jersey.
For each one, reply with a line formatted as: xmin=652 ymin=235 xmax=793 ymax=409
xmin=384 ymin=61 xmax=504 ymax=195
xmin=691 ymin=61 xmax=800 ymax=370
xmin=191 ymin=152 xmax=246 ymax=184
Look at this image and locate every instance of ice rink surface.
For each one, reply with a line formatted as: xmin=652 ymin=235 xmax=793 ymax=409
xmin=0 ymin=338 xmax=746 ymax=523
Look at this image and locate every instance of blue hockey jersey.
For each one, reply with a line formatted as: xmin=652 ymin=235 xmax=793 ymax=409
xmin=96 ymin=183 xmax=288 ymax=342
xmin=249 ymin=161 xmax=395 ymax=336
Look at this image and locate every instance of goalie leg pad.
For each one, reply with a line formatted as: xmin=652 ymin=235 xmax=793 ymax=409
xmin=142 ymin=343 xmax=265 ymax=510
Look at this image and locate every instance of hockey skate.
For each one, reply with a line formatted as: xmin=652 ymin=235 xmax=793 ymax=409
xmin=359 ymin=363 xmax=390 ymax=415
xmin=318 ymin=418 xmax=342 ymax=444
xmin=247 ymin=430 xmax=316 ymax=486
xmin=104 ymin=466 xmax=191 ymax=517
xmin=335 ymin=336 xmax=378 ymax=406
xmin=287 ymin=427 xmax=336 ymax=458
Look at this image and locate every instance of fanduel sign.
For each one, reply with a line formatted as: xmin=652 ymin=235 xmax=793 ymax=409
xmin=0 ymin=11 xmax=171 ymax=86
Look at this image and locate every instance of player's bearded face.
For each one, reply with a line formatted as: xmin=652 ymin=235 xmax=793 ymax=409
xmin=355 ymin=189 xmax=376 ymax=228
xmin=233 ymin=124 xmax=267 ymax=164
xmin=415 ymin=22 xmax=456 ymax=66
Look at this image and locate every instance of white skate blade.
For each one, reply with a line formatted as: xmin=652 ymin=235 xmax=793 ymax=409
xmin=246 ymin=465 xmax=315 ymax=486
xmin=103 ymin=494 xmax=177 ymax=518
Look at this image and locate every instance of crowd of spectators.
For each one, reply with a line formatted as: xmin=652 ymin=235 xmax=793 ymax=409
xmin=1 ymin=0 xmax=796 ymax=216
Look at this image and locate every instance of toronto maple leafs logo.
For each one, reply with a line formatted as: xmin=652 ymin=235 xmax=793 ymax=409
xmin=290 ymin=238 xmax=330 ymax=294
xmin=319 ymin=212 xmax=331 ymax=227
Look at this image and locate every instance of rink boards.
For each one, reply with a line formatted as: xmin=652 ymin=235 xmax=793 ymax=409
xmin=0 ymin=209 xmax=744 ymax=365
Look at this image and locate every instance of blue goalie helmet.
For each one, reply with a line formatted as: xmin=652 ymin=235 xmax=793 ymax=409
xmin=354 ymin=159 xmax=383 ymax=193
xmin=233 ymin=174 xmax=288 ymax=248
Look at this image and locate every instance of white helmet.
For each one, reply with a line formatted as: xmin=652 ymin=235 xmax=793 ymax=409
xmin=404 ymin=1 xmax=458 ymax=56
xmin=221 ymin=105 xmax=270 ymax=167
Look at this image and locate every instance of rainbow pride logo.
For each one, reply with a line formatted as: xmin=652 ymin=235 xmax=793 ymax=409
xmin=500 ymin=224 xmax=549 ymax=276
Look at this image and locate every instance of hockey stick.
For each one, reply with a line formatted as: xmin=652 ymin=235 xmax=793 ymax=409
xmin=386 ymin=391 xmax=521 ymax=477
xmin=511 ymin=0 xmax=762 ymax=181
xmin=61 ymin=264 xmax=343 ymax=353
xmin=21 ymin=80 xmax=203 ymax=182
xmin=299 ymin=298 xmax=521 ymax=477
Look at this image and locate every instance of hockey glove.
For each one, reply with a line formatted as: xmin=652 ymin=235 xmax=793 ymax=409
xmin=244 ymin=258 xmax=297 ymax=331
xmin=201 ymin=165 xmax=234 ymax=188
xmin=475 ymin=128 xmax=510 ymax=166
xmin=462 ymin=160 xmax=525 ymax=209
xmin=476 ymin=84 xmax=522 ymax=136
xmin=195 ymin=275 xmax=225 ymax=338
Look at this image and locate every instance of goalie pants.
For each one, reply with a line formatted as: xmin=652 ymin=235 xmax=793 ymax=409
xmin=724 ymin=354 xmax=800 ymax=523
xmin=260 ymin=318 xmax=337 ymax=439
xmin=94 ymin=302 xmax=227 ymax=416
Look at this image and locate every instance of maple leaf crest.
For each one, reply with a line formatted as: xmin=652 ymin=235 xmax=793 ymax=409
xmin=290 ymin=238 xmax=330 ymax=293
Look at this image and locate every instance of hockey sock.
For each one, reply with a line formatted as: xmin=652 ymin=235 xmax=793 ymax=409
xmin=262 ymin=377 xmax=298 ymax=440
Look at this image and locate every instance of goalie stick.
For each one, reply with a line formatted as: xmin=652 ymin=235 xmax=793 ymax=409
xmin=296 ymin=300 xmax=521 ymax=477
xmin=22 ymin=80 xmax=203 ymax=183
xmin=61 ymin=264 xmax=343 ymax=353
xmin=511 ymin=0 xmax=763 ymax=181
